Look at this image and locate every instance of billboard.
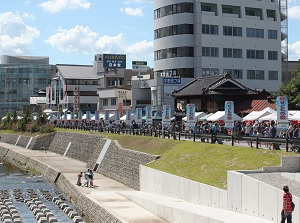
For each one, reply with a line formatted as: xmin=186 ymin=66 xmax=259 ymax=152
xmin=103 ymin=54 xmax=126 ymax=69
xmin=132 ymin=61 xmax=147 ymax=72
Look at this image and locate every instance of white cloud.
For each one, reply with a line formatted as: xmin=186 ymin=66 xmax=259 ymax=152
xmin=0 ymin=12 xmax=39 ymax=55
xmin=289 ymin=41 xmax=300 ymax=61
xmin=121 ymin=7 xmax=144 ymax=16
xmin=45 ymin=25 xmax=97 ymax=54
xmin=45 ymin=25 xmax=153 ymax=62
xmin=39 ymin=0 xmax=91 ymax=13
xmin=21 ymin=13 xmax=36 ymax=21
xmin=289 ymin=6 xmax=300 ymax=19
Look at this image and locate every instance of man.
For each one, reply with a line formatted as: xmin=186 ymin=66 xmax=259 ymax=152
xmin=281 ymin=185 xmax=293 ymax=223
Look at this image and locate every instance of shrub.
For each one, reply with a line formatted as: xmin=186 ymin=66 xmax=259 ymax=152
xmin=39 ymin=123 xmax=55 ymax=133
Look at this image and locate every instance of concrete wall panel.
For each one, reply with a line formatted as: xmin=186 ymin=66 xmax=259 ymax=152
xmin=241 ymin=175 xmax=259 ymax=217
xmin=154 ymin=168 xmax=163 ymax=195
xmin=227 ymin=171 xmax=242 ymax=212
xmin=179 ymin=177 xmax=190 ymax=201
xmin=199 ymin=183 xmax=212 ymax=207
xmin=194 ymin=214 xmax=209 ymax=223
xmin=219 ymin=190 xmax=228 ymax=210
xmin=147 ymin=167 xmax=155 ymax=193
xmin=211 ymin=187 xmax=220 ymax=208
xmin=172 ymin=208 xmax=183 ymax=223
xmin=189 ymin=180 xmax=200 ymax=204
xmin=170 ymin=175 xmax=180 ymax=199
xmin=140 ymin=165 xmax=147 ymax=191
xmin=161 ymin=171 xmax=172 ymax=197
xmin=258 ymin=182 xmax=278 ymax=222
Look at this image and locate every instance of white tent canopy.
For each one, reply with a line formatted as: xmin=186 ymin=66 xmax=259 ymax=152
xmin=120 ymin=114 xmax=136 ymax=121
xmin=198 ymin=113 xmax=214 ymax=121
xmin=258 ymin=113 xmax=277 ymax=122
xmin=288 ymin=110 xmax=300 ymax=121
xmin=242 ymin=107 xmax=276 ymax=122
xmin=182 ymin=112 xmax=207 ymax=121
xmin=206 ymin=111 xmax=242 ymax=121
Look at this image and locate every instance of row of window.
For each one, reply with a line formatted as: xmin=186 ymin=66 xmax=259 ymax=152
xmin=202 ymin=25 xmax=277 ymax=39
xmin=154 ymin=2 xmax=278 ymax=21
xmin=155 ymin=24 xmax=277 ymax=40
xmin=202 ymin=47 xmax=278 ymax=60
xmin=154 ymin=47 xmax=278 ymax=60
xmin=102 ymin=98 xmax=117 ymax=106
xmin=154 ymin=2 xmax=193 ymax=19
xmin=202 ymin=68 xmax=279 ymax=80
xmin=154 ymin=47 xmax=194 ymax=60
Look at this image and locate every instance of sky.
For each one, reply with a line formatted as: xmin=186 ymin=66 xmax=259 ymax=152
xmin=0 ymin=0 xmax=300 ymax=69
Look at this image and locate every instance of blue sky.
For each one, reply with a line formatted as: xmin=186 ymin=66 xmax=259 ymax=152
xmin=0 ymin=0 xmax=300 ymax=69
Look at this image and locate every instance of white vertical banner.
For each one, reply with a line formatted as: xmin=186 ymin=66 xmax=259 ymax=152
xmin=115 ymin=110 xmax=120 ymax=125
xmin=145 ymin=106 xmax=152 ymax=125
xmin=162 ymin=105 xmax=171 ymax=127
xmin=94 ymin=111 xmax=100 ymax=123
xmin=276 ymin=96 xmax=288 ymax=128
xmin=186 ymin=103 xmax=195 ymax=128
xmin=225 ymin=101 xmax=234 ymax=128
xmin=135 ymin=108 xmax=143 ymax=125
xmin=126 ymin=109 xmax=132 ymax=125
xmin=104 ymin=111 xmax=110 ymax=125
xmin=86 ymin=111 xmax=91 ymax=122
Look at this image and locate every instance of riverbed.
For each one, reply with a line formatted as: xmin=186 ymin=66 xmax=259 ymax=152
xmin=0 ymin=162 xmax=76 ymax=223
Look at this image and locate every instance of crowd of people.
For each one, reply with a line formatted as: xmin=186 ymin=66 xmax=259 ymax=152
xmin=76 ymin=169 xmax=94 ymax=187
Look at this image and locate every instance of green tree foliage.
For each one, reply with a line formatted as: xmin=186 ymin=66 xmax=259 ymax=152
xmin=276 ymin=60 xmax=300 ymax=109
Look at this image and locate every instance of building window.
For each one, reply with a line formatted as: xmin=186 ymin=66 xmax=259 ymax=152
xmin=268 ymin=71 xmax=278 ymax=80
xmin=224 ymin=69 xmax=243 ymax=79
xmin=103 ymin=99 xmax=108 ymax=106
xmin=154 ymin=2 xmax=193 ymax=19
xmin=268 ymin=30 xmax=277 ymax=39
xmin=154 ymin=47 xmax=193 ymax=60
xmin=202 ymin=47 xmax=219 ymax=57
xmin=127 ymin=80 xmax=132 ymax=86
xmin=154 ymin=24 xmax=193 ymax=39
xmin=202 ymin=24 xmax=218 ymax=35
xmin=247 ymin=50 xmax=264 ymax=59
xmin=247 ymin=70 xmax=264 ymax=80
xmin=111 ymin=98 xmax=116 ymax=106
xmin=268 ymin=51 xmax=278 ymax=60
xmin=223 ymin=26 xmax=242 ymax=37
xmin=202 ymin=68 xmax=219 ymax=76
xmin=223 ymin=48 xmax=242 ymax=58
xmin=246 ymin=28 xmax=264 ymax=38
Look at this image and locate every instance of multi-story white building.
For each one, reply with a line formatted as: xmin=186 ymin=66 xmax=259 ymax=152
xmin=153 ymin=0 xmax=283 ymax=114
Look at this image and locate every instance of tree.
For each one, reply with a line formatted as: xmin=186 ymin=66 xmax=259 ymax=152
xmin=276 ymin=59 xmax=300 ymax=109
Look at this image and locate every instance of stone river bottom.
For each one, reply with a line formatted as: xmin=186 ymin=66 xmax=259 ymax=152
xmin=0 ymin=161 xmax=77 ymax=223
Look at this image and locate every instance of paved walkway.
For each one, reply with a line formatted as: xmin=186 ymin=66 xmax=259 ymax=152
xmin=0 ymin=142 xmax=274 ymax=223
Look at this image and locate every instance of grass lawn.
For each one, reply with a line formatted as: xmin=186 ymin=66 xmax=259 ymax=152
xmin=2 ymin=129 xmax=299 ymax=189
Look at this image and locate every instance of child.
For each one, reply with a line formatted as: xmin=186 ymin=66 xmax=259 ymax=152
xmin=76 ymin=172 xmax=83 ymax=186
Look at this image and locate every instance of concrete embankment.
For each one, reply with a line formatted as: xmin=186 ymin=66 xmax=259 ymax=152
xmin=0 ymin=132 xmax=165 ymax=223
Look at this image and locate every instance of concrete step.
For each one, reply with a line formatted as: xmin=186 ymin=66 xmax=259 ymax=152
xmin=119 ymin=191 xmax=274 ymax=223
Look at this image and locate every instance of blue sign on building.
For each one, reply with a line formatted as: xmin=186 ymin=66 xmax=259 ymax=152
xmin=163 ymin=78 xmax=181 ymax=84
xmin=103 ymin=54 xmax=126 ymax=69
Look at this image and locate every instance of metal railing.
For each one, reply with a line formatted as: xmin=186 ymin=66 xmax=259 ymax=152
xmin=56 ymin=124 xmax=300 ymax=152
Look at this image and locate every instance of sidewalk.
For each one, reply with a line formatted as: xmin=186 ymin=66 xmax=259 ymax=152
xmin=0 ymin=142 xmax=274 ymax=223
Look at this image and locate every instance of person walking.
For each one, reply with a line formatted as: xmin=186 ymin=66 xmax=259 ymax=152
xmin=281 ymin=185 xmax=293 ymax=223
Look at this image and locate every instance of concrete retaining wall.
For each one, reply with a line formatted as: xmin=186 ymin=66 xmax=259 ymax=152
xmin=0 ymin=132 xmax=160 ymax=190
xmin=140 ymin=156 xmax=300 ymax=223
xmin=97 ymin=140 xmax=160 ymax=190
xmin=140 ymin=166 xmax=228 ymax=210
